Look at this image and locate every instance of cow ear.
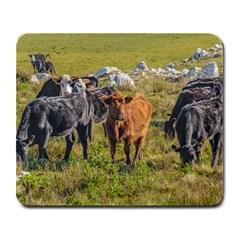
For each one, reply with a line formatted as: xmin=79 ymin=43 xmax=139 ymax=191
xmin=172 ymin=144 xmax=180 ymax=152
xmin=125 ymin=96 xmax=134 ymax=104
xmin=102 ymin=96 xmax=112 ymax=105
xmin=171 ymin=118 xmax=176 ymax=127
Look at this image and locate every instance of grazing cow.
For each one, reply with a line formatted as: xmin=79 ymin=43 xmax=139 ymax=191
xmin=184 ymin=77 xmax=223 ymax=88
xmin=183 ymin=77 xmax=223 ymax=100
xmin=42 ymin=61 xmax=56 ymax=74
xmin=29 ymin=53 xmax=50 ymax=73
xmin=172 ymin=97 xmax=223 ymax=167
xmin=102 ymin=92 xmax=152 ymax=164
xmin=16 ymin=90 xmax=108 ymax=167
xmin=164 ymin=87 xmax=218 ymax=138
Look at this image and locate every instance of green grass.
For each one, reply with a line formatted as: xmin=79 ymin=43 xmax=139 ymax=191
xmin=16 ymin=33 xmax=223 ymax=206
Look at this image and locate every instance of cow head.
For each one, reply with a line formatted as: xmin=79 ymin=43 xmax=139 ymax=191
xmin=16 ymin=135 xmax=35 ymax=163
xmin=60 ymin=75 xmax=74 ymax=96
xmin=164 ymin=116 xmax=176 ymax=139
xmin=87 ymin=91 xmax=108 ymax=123
xmin=102 ymin=91 xmax=134 ymax=121
xmin=73 ymin=79 xmax=86 ymax=93
xmin=172 ymin=144 xmax=195 ymax=166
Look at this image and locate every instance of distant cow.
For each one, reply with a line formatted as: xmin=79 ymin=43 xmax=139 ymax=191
xmin=29 ymin=53 xmax=50 ymax=73
xmin=172 ymin=97 xmax=223 ymax=167
xmin=102 ymin=92 xmax=152 ymax=164
xmin=16 ymin=90 xmax=108 ymax=167
xmin=164 ymin=87 xmax=218 ymax=138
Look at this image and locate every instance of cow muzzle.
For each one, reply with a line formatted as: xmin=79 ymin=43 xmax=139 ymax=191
xmin=117 ymin=114 xmax=125 ymax=121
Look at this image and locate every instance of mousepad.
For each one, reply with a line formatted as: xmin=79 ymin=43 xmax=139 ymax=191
xmin=16 ymin=33 xmax=223 ymax=206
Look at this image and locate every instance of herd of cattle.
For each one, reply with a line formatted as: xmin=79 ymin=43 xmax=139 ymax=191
xmin=16 ymin=53 xmax=223 ymax=169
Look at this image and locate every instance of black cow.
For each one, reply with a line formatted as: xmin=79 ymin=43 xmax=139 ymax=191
xmin=36 ymin=78 xmax=61 ymax=98
xmin=73 ymin=82 xmax=116 ymax=139
xmin=172 ymin=97 xmax=223 ymax=167
xmin=29 ymin=53 xmax=50 ymax=73
xmin=183 ymin=77 xmax=223 ymax=99
xmin=16 ymin=90 xmax=107 ymax=168
xmin=164 ymin=87 xmax=218 ymax=138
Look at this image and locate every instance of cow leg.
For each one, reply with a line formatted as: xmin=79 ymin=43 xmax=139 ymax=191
xmin=124 ymin=141 xmax=131 ymax=165
xmin=103 ymin=122 xmax=107 ymax=138
xmin=63 ymin=133 xmax=75 ymax=161
xmin=38 ymin=126 xmax=52 ymax=161
xmin=88 ymin=120 xmax=93 ymax=141
xmin=211 ymin=132 xmax=223 ymax=167
xmin=77 ymin=124 xmax=88 ymax=159
xmin=133 ymin=137 xmax=145 ymax=163
xmin=109 ymin=138 xmax=116 ymax=162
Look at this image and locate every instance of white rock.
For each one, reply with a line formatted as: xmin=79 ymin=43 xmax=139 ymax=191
xmin=181 ymin=68 xmax=189 ymax=76
xmin=155 ymin=68 xmax=163 ymax=76
xmin=214 ymin=44 xmax=223 ymax=50
xmin=109 ymin=73 xmax=135 ymax=88
xmin=149 ymin=68 xmax=157 ymax=73
xmin=165 ymin=67 xmax=181 ymax=75
xmin=167 ymin=63 xmax=175 ymax=69
xmin=191 ymin=48 xmax=208 ymax=60
xmin=199 ymin=62 xmax=219 ymax=79
xmin=30 ymin=73 xmax=50 ymax=83
xmin=134 ymin=61 xmax=149 ymax=71
xmin=95 ymin=67 xmax=121 ymax=78
xmin=21 ymin=171 xmax=31 ymax=176
xmin=186 ymin=67 xmax=202 ymax=80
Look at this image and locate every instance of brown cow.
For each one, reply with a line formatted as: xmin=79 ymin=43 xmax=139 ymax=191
xmin=102 ymin=91 xmax=152 ymax=164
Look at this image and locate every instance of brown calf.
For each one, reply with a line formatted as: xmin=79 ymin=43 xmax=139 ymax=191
xmin=102 ymin=92 xmax=152 ymax=164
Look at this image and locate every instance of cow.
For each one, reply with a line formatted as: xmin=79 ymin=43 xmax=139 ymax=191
xmin=73 ymin=82 xmax=116 ymax=140
xmin=102 ymin=91 xmax=152 ymax=164
xmin=182 ymin=77 xmax=223 ymax=99
xmin=29 ymin=53 xmax=50 ymax=73
xmin=172 ymin=97 xmax=223 ymax=167
xmin=16 ymin=90 xmax=108 ymax=168
xmin=164 ymin=87 xmax=218 ymax=138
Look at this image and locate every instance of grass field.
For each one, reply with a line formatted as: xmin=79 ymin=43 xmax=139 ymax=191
xmin=16 ymin=33 xmax=223 ymax=206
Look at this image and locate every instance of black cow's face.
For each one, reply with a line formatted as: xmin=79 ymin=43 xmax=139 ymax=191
xmin=164 ymin=118 xmax=176 ymax=139
xmin=16 ymin=136 xmax=35 ymax=163
xmin=91 ymin=93 xmax=108 ymax=123
xmin=172 ymin=145 xmax=195 ymax=166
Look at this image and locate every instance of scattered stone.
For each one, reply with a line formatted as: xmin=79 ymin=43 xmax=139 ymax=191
xmin=133 ymin=61 xmax=149 ymax=72
xmin=109 ymin=72 xmax=135 ymax=88
xmin=214 ymin=44 xmax=223 ymax=50
xmin=199 ymin=62 xmax=219 ymax=79
xmin=167 ymin=63 xmax=175 ymax=69
xmin=181 ymin=68 xmax=189 ymax=76
xmin=30 ymin=73 xmax=51 ymax=83
xmin=95 ymin=66 xmax=121 ymax=78
xmin=190 ymin=48 xmax=208 ymax=61
xmin=186 ymin=66 xmax=201 ymax=80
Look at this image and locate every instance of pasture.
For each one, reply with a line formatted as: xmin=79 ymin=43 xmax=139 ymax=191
xmin=16 ymin=33 xmax=223 ymax=206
